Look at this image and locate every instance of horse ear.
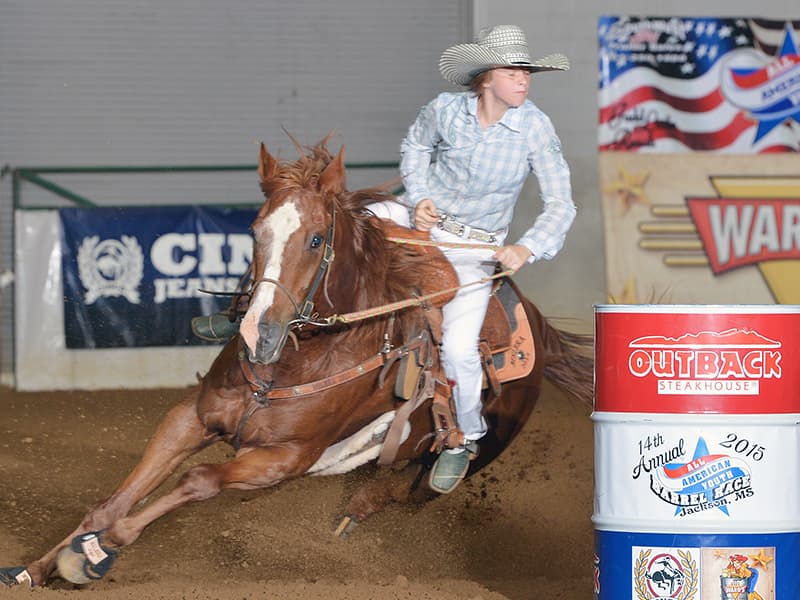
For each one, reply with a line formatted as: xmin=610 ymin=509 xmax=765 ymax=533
xmin=318 ymin=145 xmax=346 ymax=196
xmin=258 ymin=143 xmax=278 ymax=195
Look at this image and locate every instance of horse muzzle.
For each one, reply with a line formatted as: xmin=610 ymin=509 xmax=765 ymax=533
xmin=247 ymin=321 xmax=289 ymax=364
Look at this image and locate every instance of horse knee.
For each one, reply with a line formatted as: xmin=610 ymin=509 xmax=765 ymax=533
xmin=176 ymin=464 xmax=222 ymax=503
xmin=346 ymin=466 xmax=421 ymax=522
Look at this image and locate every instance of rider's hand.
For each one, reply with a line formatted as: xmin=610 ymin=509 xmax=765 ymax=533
xmin=414 ymin=198 xmax=439 ymax=231
xmin=493 ymin=245 xmax=533 ymax=273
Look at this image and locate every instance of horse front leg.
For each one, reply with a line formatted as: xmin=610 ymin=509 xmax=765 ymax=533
xmin=57 ymin=445 xmax=308 ymax=584
xmin=336 ymin=462 xmax=430 ymax=538
xmin=4 ymin=393 xmax=214 ymax=587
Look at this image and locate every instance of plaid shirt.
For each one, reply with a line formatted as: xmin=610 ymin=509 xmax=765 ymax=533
xmin=400 ymin=92 xmax=575 ymax=261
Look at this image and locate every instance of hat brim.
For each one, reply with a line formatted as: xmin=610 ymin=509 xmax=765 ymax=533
xmin=439 ymin=44 xmax=569 ymax=86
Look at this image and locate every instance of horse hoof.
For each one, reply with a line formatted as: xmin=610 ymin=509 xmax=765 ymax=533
xmin=333 ymin=515 xmax=358 ymax=539
xmin=56 ymin=531 xmax=117 ymax=585
xmin=0 ymin=566 xmax=33 ymax=587
xmin=56 ymin=546 xmax=93 ymax=585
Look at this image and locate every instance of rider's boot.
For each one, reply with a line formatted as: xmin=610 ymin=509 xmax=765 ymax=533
xmin=191 ymin=311 xmax=240 ymax=342
xmin=428 ymin=441 xmax=479 ymax=494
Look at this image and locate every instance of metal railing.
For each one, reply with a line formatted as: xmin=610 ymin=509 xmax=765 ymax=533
xmin=4 ymin=162 xmax=400 ymax=208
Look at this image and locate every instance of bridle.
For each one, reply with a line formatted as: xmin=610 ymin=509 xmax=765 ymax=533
xmin=248 ymin=203 xmax=337 ymax=330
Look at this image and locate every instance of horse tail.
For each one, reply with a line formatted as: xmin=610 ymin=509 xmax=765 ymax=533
xmin=537 ymin=311 xmax=594 ymax=407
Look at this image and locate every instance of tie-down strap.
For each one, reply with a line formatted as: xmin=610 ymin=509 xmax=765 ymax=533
xmin=238 ymin=332 xmax=431 ymax=400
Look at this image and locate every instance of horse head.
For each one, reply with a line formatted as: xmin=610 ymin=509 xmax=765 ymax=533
xmin=239 ymin=141 xmax=346 ymax=364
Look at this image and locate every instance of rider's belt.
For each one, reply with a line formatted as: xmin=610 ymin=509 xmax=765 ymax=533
xmin=437 ymin=214 xmax=505 ymax=244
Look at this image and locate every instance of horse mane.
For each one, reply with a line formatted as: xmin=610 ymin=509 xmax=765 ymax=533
xmin=259 ymin=140 xmax=335 ymax=196
xmin=341 ymin=188 xmax=444 ymax=306
xmin=272 ymin=138 xmax=448 ymax=308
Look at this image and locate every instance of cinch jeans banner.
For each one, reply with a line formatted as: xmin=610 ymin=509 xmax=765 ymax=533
xmin=60 ymin=205 xmax=257 ymax=348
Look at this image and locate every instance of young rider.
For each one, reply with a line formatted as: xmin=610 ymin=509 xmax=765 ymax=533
xmin=397 ymin=24 xmax=576 ymax=493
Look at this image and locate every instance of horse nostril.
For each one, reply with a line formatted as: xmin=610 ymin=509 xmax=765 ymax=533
xmin=258 ymin=322 xmax=280 ymax=345
xmin=254 ymin=322 xmax=287 ymax=363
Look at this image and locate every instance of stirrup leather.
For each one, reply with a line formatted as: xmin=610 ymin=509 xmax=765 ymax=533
xmin=429 ymin=377 xmax=464 ymax=453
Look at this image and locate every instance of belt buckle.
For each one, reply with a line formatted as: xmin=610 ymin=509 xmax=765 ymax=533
xmin=438 ymin=215 xmax=465 ymax=237
xmin=468 ymin=228 xmax=495 ymax=244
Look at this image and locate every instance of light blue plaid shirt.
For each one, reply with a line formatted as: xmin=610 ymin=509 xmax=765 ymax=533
xmin=400 ymin=92 xmax=575 ymax=261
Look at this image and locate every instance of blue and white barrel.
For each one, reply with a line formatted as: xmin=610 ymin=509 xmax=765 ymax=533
xmin=593 ymin=305 xmax=800 ymax=599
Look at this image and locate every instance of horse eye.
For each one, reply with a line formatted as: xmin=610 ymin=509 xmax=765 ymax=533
xmin=310 ymin=233 xmax=324 ymax=249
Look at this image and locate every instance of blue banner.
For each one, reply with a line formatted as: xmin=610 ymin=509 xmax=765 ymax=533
xmin=60 ymin=205 xmax=257 ymax=348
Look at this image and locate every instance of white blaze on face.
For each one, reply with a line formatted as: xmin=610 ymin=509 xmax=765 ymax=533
xmin=240 ymin=201 xmax=302 ymax=355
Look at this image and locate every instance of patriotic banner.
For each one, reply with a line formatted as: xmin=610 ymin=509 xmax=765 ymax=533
xmin=60 ymin=205 xmax=256 ymax=348
xmin=598 ymin=16 xmax=800 ymax=153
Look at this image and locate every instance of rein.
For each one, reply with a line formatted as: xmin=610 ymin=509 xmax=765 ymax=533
xmin=321 ymin=268 xmax=513 ymax=325
xmin=385 ymin=236 xmax=500 ymax=250
xmin=243 ymin=230 xmax=513 ymax=328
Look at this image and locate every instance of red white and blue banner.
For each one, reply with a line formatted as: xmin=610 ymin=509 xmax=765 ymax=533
xmin=598 ymin=17 xmax=800 ymax=153
xmin=60 ymin=206 xmax=256 ymax=348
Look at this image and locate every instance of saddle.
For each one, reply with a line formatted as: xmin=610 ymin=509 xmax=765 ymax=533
xmin=391 ymin=277 xmax=535 ymax=401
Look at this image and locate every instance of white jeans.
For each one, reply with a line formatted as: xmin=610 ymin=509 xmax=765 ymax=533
xmin=367 ymin=200 xmax=503 ymax=442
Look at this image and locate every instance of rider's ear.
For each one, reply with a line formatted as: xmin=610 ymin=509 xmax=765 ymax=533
xmin=258 ymin=142 xmax=279 ymax=197
xmin=318 ymin=145 xmax=346 ymax=197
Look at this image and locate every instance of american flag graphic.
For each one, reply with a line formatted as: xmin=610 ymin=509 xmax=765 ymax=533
xmin=598 ymin=17 xmax=800 ymax=153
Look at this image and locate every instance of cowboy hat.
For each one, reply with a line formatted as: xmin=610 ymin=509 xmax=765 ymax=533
xmin=439 ymin=24 xmax=570 ymax=86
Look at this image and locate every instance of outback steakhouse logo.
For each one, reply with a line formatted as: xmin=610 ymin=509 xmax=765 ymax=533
xmin=627 ymin=329 xmax=782 ymax=395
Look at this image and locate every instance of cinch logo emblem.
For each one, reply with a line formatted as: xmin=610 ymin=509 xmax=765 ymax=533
xmin=627 ymin=328 xmax=782 ymax=395
xmin=77 ymin=235 xmax=144 ymax=305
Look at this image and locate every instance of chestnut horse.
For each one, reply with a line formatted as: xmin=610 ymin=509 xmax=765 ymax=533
xmin=0 ymin=139 xmax=592 ymax=588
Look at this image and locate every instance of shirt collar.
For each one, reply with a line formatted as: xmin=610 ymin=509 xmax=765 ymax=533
xmin=465 ymin=93 xmax=524 ymax=133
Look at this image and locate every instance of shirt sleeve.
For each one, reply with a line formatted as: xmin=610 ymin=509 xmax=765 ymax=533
xmin=399 ymin=98 xmax=441 ymax=207
xmin=515 ymin=115 xmax=576 ymax=262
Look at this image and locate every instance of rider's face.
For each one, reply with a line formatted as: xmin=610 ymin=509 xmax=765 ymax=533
xmin=483 ymin=67 xmax=531 ymax=108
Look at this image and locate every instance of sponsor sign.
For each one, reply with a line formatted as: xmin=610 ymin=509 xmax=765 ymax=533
xmin=593 ymin=417 xmax=800 ymax=526
xmin=593 ymin=306 xmax=799 ymax=599
xmin=595 ymin=534 xmax=787 ymax=599
xmin=600 ymin=154 xmax=800 ymax=306
xmin=595 ymin=306 xmax=800 ymax=414
xmin=60 ymin=205 xmax=256 ymax=348
xmin=599 ymin=16 xmax=800 ymax=153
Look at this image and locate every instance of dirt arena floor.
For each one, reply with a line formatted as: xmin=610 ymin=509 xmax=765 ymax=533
xmin=0 ymin=381 xmax=594 ymax=599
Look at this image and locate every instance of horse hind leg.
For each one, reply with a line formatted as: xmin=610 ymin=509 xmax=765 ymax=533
xmin=3 ymin=392 xmax=213 ymax=587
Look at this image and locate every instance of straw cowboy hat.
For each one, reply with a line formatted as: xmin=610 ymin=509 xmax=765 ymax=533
xmin=439 ymin=24 xmax=570 ymax=86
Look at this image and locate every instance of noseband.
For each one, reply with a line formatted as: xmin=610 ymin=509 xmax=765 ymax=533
xmin=249 ymin=204 xmax=336 ymax=330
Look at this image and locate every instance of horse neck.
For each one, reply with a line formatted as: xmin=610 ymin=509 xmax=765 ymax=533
xmin=323 ymin=211 xmax=392 ymax=314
